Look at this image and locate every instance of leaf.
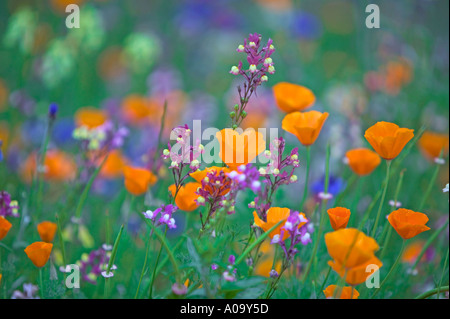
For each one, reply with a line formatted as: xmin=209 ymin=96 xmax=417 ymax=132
xmin=186 ymin=237 xmax=203 ymax=275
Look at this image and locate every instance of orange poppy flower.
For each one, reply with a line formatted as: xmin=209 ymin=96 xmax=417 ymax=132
xmin=169 ymin=182 xmax=201 ymax=211
xmin=325 ymin=228 xmax=379 ymax=269
xmin=51 ymin=0 xmax=85 ymax=13
xmin=123 ymin=166 xmax=158 ymax=196
xmin=282 ymin=111 xmax=329 ymax=146
xmin=364 ymin=122 xmax=414 ymax=160
xmin=20 ymin=150 xmax=77 ymax=184
xmin=0 ymin=79 xmax=8 ymax=112
xmin=120 ymin=95 xmax=156 ymax=126
xmin=190 ymin=166 xmax=232 ymax=196
xmin=74 ymin=107 xmax=108 ymax=129
xmin=327 ymin=207 xmax=351 ymax=231
xmin=24 ymin=242 xmax=53 ymax=268
xmin=37 ymin=221 xmax=57 ymax=243
xmin=190 ymin=166 xmax=231 ymax=182
xmin=328 ymin=255 xmax=383 ymax=286
xmin=0 ymin=274 xmax=2 ymax=284
xmin=0 ymin=121 xmax=9 ymax=153
xmin=272 ymin=82 xmax=316 ymax=113
xmin=99 ymin=150 xmax=128 ymax=179
xmin=216 ymin=129 xmax=266 ymax=170
xmin=418 ymin=131 xmax=449 ymax=160
xmin=323 ymin=285 xmax=360 ymax=299
xmin=384 ymin=59 xmax=413 ymax=95
xmin=254 ymin=257 xmax=282 ymax=278
xmin=345 ymin=148 xmax=381 ymax=176
xmin=402 ymin=241 xmax=426 ymax=264
xmin=253 ymin=207 xmax=307 ymax=241
xmin=0 ymin=217 xmax=12 ymax=241
xmin=387 ymin=208 xmax=430 ymax=240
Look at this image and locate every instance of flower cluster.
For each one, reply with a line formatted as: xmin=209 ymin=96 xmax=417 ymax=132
xmin=273 ymin=211 xmax=312 ymax=262
xmin=68 ymin=245 xmax=115 ymax=284
xmin=73 ymin=121 xmax=128 ymax=153
xmin=222 ymin=255 xmax=237 ymax=282
xmin=250 ymin=138 xmax=299 ymax=220
xmin=194 ymin=167 xmax=232 ymax=219
xmin=142 ymin=204 xmax=178 ymax=229
xmin=163 ymin=124 xmax=204 ymax=200
xmin=0 ymin=191 xmax=19 ymax=218
xmin=11 ymin=283 xmax=40 ymax=299
xmin=224 ymin=164 xmax=261 ymax=214
xmin=229 ymin=33 xmax=275 ymax=127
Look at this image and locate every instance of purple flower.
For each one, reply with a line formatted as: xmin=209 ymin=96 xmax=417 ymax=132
xmin=0 ymin=191 xmax=19 ymax=218
xmin=144 ymin=204 xmax=178 ymax=230
xmin=48 ymin=103 xmax=58 ymax=120
xmin=11 ymin=283 xmax=40 ymax=299
xmin=172 ymin=282 xmax=188 ymax=296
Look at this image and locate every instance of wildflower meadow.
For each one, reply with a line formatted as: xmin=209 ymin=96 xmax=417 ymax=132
xmin=0 ymin=0 xmax=449 ymax=305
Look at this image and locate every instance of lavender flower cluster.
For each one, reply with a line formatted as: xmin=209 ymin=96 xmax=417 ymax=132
xmin=163 ymin=124 xmax=204 ymax=195
xmin=0 ymin=190 xmax=19 ymax=218
xmin=250 ymin=138 xmax=299 ymax=220
xmin=272 ymin=211 xmax=312 ymax=263
xmin=142 ymin=204 xmax=178 ymax=229
xmin=66 ymin=245 xmax=115 ymax=284
xmin=229 ymin=33 xmax=275 ymax=127
xmin=72 ymin=121 xmax=129 ymax=153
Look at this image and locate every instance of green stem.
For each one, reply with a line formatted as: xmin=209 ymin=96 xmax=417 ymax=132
xmin=419 ymin=158 xmax=442 ymax=211
xmin=300 ymin=146 xmax=311 ymax=211
xmin=318 ymin=266 xmax=332 ymax=298
xmin=39 ymin=268 xmax=44 ymax=299
xmin=371 ymin=160 xmax=391 ymax=238
xmin=415 ymin=286 xmax=449 ymax=299
xmin=437 ymin=248 xmax=449 ymax=299
xmin=74 ymin=154 xmax=109 ymax=221
xmin=235 ymin=220 xmax=285 ymax=267
xmin=302 ymin=143 xmax=331 ymax=283
xmin=149 ymin=227 xmax=167 ymax=299
xmin=371 ymin=240 xmax=406 ymax=298
xmin=135 ymin=233 xmax=152 ymax=299
xmin=412 ymin=218 xmax=449 ymax=270
xmin=379 ymin=170 xmax=405 ymax=259
xmin=55 ymin=214 xmax=66 ymax=267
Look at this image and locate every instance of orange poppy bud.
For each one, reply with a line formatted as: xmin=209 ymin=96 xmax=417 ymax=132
xmin=123 ymin=166 xmax=158 ymax=196
xmin=272 ymin=82 xmax=316 ymax=113
xmin=74 ymin=107 xmax=108 ymax=129
xmin=282 ymin=111 xmax=329 ymax=146
xmin=327 ymin=207 xmax=351 ymax=230
xmin=253 ymin=207 xmax=307 ymax=241
xmin=328 ymin=256 xmax=382 ymax=286
xmin=24 ymin=242 xmax=53 ymax=268
xmin=364 ymin=121 xmax=414 ymax=160
xmin=418 ymin=131 xmax=449 ymax=160
xmin=323 ymin=285 xmax=360 ymax=299
xmin=345 ymin=148 xmax=381 ymax=176
xmin=169 ymin=182 xmax=201 ymax=211
xmin=0 ymin=216 xmax=12 ymax=241
xmin=387 ymin=208 xmax=430 ymax=240
xmin=216 ymin=129 xmax=266 ymax=170
xmin=20 ymin=150 xmax=77 ymax=184
xmin=325 ymin=228 xmax=379 ymax=269
xmin=37 ymin=221 xmax=57 ymax=243
xmin=100 ymin=150 xmax=128 ymax=179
